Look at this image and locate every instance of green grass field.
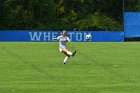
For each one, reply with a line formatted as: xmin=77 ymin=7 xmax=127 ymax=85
xmin=0 ymin=42 xmax=140 ymax=93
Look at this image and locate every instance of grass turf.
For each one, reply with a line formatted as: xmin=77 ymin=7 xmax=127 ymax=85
xmin=0 ymin=42 xmax=140 ymax=93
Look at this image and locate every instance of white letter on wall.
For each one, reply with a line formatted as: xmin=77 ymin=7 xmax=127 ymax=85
xmin=67 ymin=32 xmax=75 ymax=41
xmin=44 ymin=32 xmax=51 ymax=41
xmin=76 ymin=32 xmax=82 ymax=41
xmin=29 ymin=32 xmax=42 ymax=41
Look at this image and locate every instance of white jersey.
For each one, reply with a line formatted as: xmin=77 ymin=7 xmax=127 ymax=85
xmin=57 ymin=36 xmax=69 ymax=49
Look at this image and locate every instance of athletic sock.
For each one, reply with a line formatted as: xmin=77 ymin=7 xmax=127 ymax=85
xmin=63 ymin=56 xmax=69 ymax=63
xmin=66 ymin=51 xmax=73 ymax=56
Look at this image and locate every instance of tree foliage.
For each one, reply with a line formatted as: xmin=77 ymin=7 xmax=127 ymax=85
xmin=0 ymin=0 xmax=137 ymax=31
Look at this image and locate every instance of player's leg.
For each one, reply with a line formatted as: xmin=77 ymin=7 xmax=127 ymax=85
xmin=72 ymin=50 xmax=76 ymax=57
xmin=62 ymin=48 xmax=70 ymax=64
xmin=62 ymin=48 xmax=76 ymax=64
xmin=63 ymin=56 xmax=70 ymax=64
xmin=62 ymin=48 xmax=73 ymax=56
xmin=62 ymin=48 xmax=76 ymax=57
xmin=59 ymin=48 xmax=69 ymax=64
xmin=59 ymin=48 xmax=76 ymax=64
xmin=62 ymin=50 xmax=70 ymax=57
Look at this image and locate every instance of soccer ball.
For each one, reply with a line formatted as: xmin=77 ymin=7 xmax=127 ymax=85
xmin=86 ymin=35 xmax=92 ymax=40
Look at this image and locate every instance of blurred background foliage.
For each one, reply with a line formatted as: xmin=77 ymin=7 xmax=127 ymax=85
xmin=0 ymin=0 xmax=139 ymax=31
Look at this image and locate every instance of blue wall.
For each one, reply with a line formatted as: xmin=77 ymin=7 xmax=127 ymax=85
xmin=0 ymin=30 xmax=124 ymax=42
xmin=124 ymin=12 xmax=140 ymax=38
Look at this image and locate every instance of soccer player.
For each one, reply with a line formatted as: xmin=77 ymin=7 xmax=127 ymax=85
xmin=53 ymin=30 xmax=76 ymax=64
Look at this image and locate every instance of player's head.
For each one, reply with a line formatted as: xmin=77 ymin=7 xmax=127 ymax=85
xmin=62 ymin=30 xmax=67 ymax=36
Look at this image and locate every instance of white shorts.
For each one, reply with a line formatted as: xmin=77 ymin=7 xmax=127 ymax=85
xmin=59 ymin=46 xmax=67 ymax=52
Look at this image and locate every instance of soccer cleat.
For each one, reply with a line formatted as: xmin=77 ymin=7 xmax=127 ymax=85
xmin=63 ymin=62 xmax=66 ymax=64
xmin=72 ymin=50 xmax=76 ymax=57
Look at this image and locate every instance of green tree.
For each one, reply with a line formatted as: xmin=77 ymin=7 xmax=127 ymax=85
xmin=0 ymin=0 xmax=129 ymax=31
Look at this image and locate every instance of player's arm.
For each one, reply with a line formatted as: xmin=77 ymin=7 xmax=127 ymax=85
xmin=53 ymin=36 xmax=60 ymax=40
xmin=67 ymin=37 xmax=71 ymax=42
xmin=53 ymin=38 xmax=57 ymax=40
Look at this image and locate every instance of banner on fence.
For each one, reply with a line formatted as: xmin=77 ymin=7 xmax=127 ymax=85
xmin=0 ymin=30 xmax=124 ymax=42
